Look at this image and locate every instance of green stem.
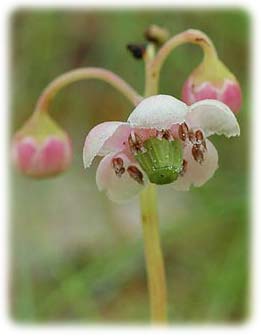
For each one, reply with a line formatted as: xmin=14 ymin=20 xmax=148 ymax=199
xmin=140 ymin=183 xmax=168 ymax=323
xmin=148 ymin=29 xmax=217 ymax=94
xmin=140 ymin=43 xmax=168 ymax=323
xmin=35 ymin=67 xmax=142 ymax=114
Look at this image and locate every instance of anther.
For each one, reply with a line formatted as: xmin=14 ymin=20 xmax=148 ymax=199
xmin=195 ymin=129 xmax=207 ymax=151
xmin=195 ymin=129 xmax=204 ymax=141
xmin=127 ymin=166 xmax=144 ymax=185
xmin=178 ymin=122 xmax=189 ymax=141
xmin=112 ymin=157 xmax=125 ymax=177
xmin=156 ymin=129 xmax=173 ymax=141
xmin=188 ymin=130 xmax=196 ymax=143
xmin=128 ymin=131 xmax=145 ymax=154
xmin=192 ymin=145 xmax=204 ymax=164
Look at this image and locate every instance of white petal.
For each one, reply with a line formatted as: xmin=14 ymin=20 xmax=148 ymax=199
xmin=83 ymin=121 xmax=130 ymax=168
xmin=128 ymin=95 xmax=188 ymax=129
xmin=172 ymin=140 xmax=218 ymax=191
xmin=96 ymin=152 xmax=147 ymax=202
xmin=186 ymin=99 xmax=240 ymax=137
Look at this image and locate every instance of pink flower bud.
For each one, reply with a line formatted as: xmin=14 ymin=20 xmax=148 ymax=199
xmin=11 ymin=113 xmax=72 ymax=178
xmin=182 ymin=57 xmax=242 ymax=113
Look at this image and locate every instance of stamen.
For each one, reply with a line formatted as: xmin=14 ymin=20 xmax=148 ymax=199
xmin=156 ymin=129 xmax=173 ymax=141
xmin=195 ymin=129 xmax=204 ymax=141
xmin=127 ymin=165 xmax=144 ymax=185
xmin=178 ymin=122 xmax=189 ymax=141
xmin=188 ymin=130 xmax=196 ymax=143
xmin=195 ymin=129 xmax=207 ymax=151
xmin=191 ymin=145 xmax=204 ymax=164
xmin=128 ymin=131 xmax=145 ymax=154
xmin=112 ymin=157 xmax=125 ymax=177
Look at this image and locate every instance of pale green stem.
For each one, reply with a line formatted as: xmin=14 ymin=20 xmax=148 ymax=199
xmin=140 ymin=183 xmax=168 ymax=323
xmin=140 ymin=44 xmax=168 ymax=323
xmin=35 ymin=67 xmax=142 ymax=114
xmin=148 ymin=29 xmax=218 ymax=94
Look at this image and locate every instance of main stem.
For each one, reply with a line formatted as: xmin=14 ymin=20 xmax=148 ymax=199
xmin=140 ymin=44 xmax=168 ymax=323
xmin=140 ymin=183 xmax=167 ymax=323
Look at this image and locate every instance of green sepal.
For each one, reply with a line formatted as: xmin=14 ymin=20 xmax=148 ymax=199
xmin=15 ymin=112 xmax=67 ymax=143
xmin=192 ymin=55 xmax=236 ymax=87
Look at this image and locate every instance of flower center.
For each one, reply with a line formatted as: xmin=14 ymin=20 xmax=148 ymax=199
xmin=130 ymin=132 xmax=183 ymax=185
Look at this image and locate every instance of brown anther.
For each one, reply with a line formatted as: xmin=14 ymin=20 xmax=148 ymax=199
xmin=157 ymin=129 xmax=173 ymax=141
xmin=178 ymin=122 xmax=189 ymax=141
xmin=112 ymin=157 xmax=125 ymax=177
xmin=128 ymin=131 xmax=144 ymax=154
xmin=188 ymin=130 xmax=196 ymax=143
xmin=127 ymin=166 xmax=144 ymax=185
xmin=195 ymin=129 xmax=207 ymax=151
xmin=195 ymin=129 xmax=204 ymax=141
xmin=192 ymin=145 xmax=204 ymax=164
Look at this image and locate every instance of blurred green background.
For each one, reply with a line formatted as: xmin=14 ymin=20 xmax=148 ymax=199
xmin=10 ymin=9 xmax=249 ymax=323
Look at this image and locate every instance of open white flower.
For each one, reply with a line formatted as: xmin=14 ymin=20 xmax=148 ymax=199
xmin=83 ymin=95 xmax=240 ymax=202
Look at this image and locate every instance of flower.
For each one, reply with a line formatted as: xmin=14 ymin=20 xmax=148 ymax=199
xmin=182 ymin=56 xmax=242 ymax=113
xmin=83 ymin=95 xmax=240 ymax=202
xmin=12 ymin=113 xmax=72 ymax=177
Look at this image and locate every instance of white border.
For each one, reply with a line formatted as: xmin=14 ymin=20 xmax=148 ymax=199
xmin=1 ymin=0 xmax=260 ymax=335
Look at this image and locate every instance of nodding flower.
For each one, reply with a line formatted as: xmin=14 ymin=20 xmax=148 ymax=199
xmin=83 ymin=94 xmax=240 ymax=202
xmin=12 ymin=113 xmax=72 ymax=178
xmin=182 ymin=55 xmax=242 ymax=113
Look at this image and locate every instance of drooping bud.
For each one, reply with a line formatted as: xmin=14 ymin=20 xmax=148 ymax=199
xmin=11 ymin=113 xmax=72 ymax=178
xmin=134 ymin=137 xmax=183 ymax=185
xmin=182 ymin=55 xmax=242 ymax=113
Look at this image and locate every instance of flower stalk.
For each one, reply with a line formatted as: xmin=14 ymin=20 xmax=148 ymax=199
xmin=140 ymin=183 xmax=168 ymax=323
xmin=147 ymin=29 xmax=217 ymax=95
xmin=35 ymin=67 xmax=142 ymax=113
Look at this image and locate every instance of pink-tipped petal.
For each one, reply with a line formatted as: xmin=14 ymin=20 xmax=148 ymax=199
xmin=186 ymin=99 xmax=240 ymax=138
xmin=12 ymin=137 xmax=37 ymax=172
xmin=172 ymin=140 xmax=218 ymax=191
xmin=12 ymin=135 xmax=72 ymax=177
xmin=128 ymin=95 xmax=188 ymax=129
xmin=38 ymin=137 xmax=72 ymax=174
xmin=96 ymin=152 xmax=146 ymax=202
xmin=221 ymin=80 xmax=242 ymax=113
xmin=83 ymin=121 xmax=130 ymax=168
xmin=182 ymin=80 xmax=218 ymax=105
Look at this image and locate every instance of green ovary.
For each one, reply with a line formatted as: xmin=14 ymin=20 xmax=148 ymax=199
xmin=135 ymin=137 xmax=183 ymax=185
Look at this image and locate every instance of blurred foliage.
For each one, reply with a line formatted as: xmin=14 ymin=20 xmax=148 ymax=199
xmin=10 ymin=8 xmax=249 ymax=323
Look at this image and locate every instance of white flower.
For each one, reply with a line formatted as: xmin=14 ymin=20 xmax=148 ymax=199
xmin=83 ymin=95 xmax=240 ymax=202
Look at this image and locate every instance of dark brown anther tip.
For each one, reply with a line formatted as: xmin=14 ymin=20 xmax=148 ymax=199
xmin=128 ymin=132 xmax=144 ymax=154
xmin=126 ymin=43 xmax=146 ymax=59
xmin=192 ymin=145 xmax=204 ymax=164
xmin=127 ymin=166 xmax=144 ymax=185
xmin=178 ymin=122 xmax=189 ymax=141
xmin=157 ymin=129 xmax=173 ymax=141
xmin=112 ymin=157 xmax=125 ymax=177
